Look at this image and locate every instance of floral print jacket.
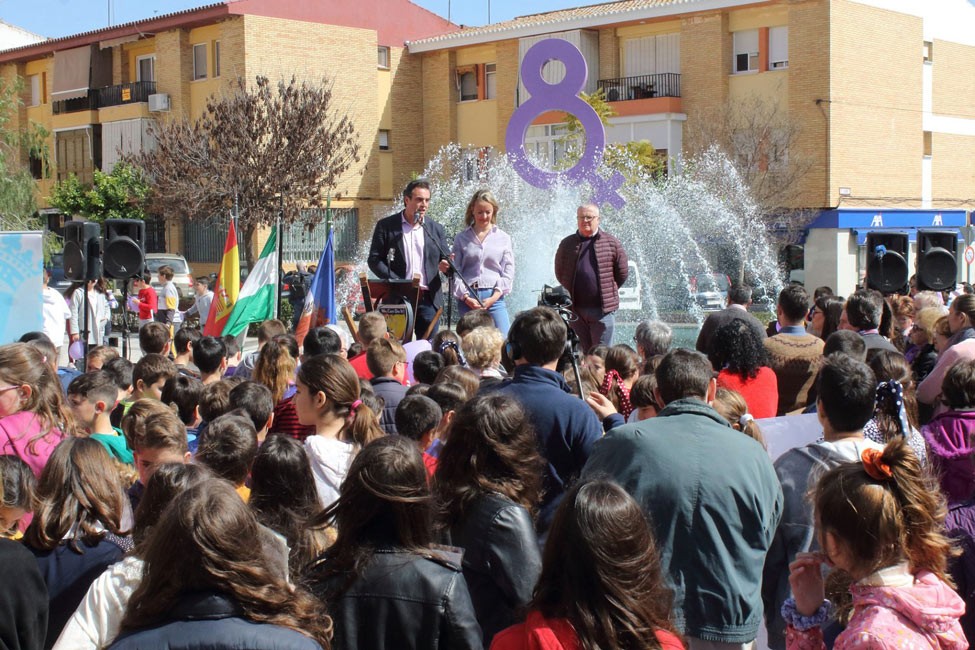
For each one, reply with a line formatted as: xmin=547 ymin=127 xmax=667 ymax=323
xmin=787 ymin=570 xmax=967 ymax=650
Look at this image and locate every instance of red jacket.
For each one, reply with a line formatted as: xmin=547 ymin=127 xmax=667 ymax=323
xmin=717 ymin=366 xmax=779 ymax=420
xmin=490 ymin=611 xmax=684 ymax=650
xmin=133 ymin=287 xmax=158 ymax=320
xmin=554 ymin=229 xmax=628 ymax=314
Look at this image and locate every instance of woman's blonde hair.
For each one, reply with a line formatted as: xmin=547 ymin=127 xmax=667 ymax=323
xmin=914 ymin=307 xmax=944 ymax=343
xmin=712 ymin=388 xmax=766 ymax=449
xmin=461 ymin=326 xmax=505 ymax=371
xmin=464 ymin=189 xmax=500 ymax=227
xmin=254 ymin=336 xmax=298 ymax=404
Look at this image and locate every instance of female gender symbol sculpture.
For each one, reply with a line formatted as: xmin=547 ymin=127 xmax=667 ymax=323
xmin=505 ymin=38 xmax=626 ymax=209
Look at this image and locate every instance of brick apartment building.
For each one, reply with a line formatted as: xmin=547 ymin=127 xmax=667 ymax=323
xmin=407 ymin=0 xmax=975 ymax=294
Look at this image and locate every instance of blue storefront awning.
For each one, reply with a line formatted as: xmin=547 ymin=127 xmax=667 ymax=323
xmin=809 ymin=208 xmax=969 ymax=230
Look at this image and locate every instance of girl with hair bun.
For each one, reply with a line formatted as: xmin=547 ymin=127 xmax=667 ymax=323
xmin=785 ymin=437 xmax=965 ymax=649
xmin=491 ymin=479 xmax=683 ymax=650
xmin=0 ymin=343 xmax=70 ymax=476
xmin=432 ymin=330 xmax=465 ymax=367
xmin=295 ymin=355 xmax=383 ymax=509
xmin=304 ymin=435 xmax=482 ymax=650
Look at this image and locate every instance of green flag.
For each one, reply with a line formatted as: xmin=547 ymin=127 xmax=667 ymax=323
xmin=222 ymin=228 xmax=278 ymax=337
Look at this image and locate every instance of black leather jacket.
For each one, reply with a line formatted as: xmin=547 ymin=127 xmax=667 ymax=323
xmin=444 ymin=493 xmax=542 ymax=645
xmin=307 ymin=548 xmax=483 ymax=650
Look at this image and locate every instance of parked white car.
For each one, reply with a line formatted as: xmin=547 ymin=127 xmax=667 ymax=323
xmin=618 ymin=260 xmax=642 ymax=311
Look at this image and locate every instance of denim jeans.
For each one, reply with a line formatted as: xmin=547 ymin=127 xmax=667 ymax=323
xmin=569 ymin=306 xmax=615 ymax=353
xmin=457 ymin=287 xmax=511 ymax=336
xmin=414 ymin=292 xmax=441 ymax=341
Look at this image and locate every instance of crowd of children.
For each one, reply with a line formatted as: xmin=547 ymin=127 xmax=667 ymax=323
xmin=0 ymin=280 xmax=974 ymax=650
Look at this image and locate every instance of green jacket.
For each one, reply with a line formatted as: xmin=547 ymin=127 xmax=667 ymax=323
xmin=582 ymin=398 xmax=783 ymax=643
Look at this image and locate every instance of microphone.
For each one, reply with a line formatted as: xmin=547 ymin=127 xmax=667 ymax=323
xmin=414 ymin=206 xmax=425 ymax=225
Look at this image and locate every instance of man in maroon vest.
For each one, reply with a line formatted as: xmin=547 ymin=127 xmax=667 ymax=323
xmin=554 ymin=203 xmax=629 ymax=352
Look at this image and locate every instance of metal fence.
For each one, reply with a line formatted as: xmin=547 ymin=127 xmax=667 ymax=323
xmin=283 ymin=207 xmax=358 ymax=263
xmin=145 ymin=216 xmax=166 ymax=253
xmin=182 ymin=207 xmax=358 ymax=264
xmin=183 ymin=215 xmax=229 ymax=263
xmin=596 ymin=73 xmax=681 ymax=101
xmin=98 ymin=81 xmax=157 ymax=108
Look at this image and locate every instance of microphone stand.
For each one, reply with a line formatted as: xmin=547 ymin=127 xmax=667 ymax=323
xmin=415 ymin=211 xmax=484 ymax=330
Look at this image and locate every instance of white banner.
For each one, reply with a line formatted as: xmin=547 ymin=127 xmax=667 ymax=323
xmin=0 ymin=231 xmax=44 ymax=343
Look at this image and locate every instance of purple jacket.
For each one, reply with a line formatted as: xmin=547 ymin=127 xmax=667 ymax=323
xmin=945 ymin=500 xmax=975 ymax=644
xmin=921 ymin=410 xmax=975 ymax=503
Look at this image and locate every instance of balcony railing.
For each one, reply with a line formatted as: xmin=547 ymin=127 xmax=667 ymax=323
xmin=596 ymin=73 xmax=681 ymax=102
xmin=98 ymin=81 xmax=157 ymax=108
xmin=52 ymin=89 xmax=99 ymax=115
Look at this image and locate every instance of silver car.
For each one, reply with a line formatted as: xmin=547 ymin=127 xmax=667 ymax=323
xmin=691 ymin=273 xmax=730 ymax=311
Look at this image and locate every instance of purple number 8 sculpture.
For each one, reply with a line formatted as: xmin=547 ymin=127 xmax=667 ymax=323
xmin=505 ymin=38 xmax=626 ymax=209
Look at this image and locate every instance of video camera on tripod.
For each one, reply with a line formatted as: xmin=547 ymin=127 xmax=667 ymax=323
xmin=538 ymin=285 xmax=585 ymax=399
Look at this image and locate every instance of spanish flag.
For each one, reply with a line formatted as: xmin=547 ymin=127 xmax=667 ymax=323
xmin=204 ymin=220 xmax=240 ymax=336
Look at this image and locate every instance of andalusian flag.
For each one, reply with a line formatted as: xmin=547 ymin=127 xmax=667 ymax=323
xmin=222 ymin=228 xmax=279 ymax=337
xmin=204 ymin=220 xmax=240 ymax=336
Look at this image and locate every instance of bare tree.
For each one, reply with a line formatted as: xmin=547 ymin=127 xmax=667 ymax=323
xmin=684 ymin=93 xmax=817 ymax=242
xmin=129 ymin=75 xmax=360 ymax=267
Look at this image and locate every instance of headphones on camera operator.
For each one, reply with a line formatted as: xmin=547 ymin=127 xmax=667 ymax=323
xmin=503 ymin=285 xmax=585 ymax=397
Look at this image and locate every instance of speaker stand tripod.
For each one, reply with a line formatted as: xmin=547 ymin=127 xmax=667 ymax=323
xmin=119 ymin=279 xmax=130 ymax=360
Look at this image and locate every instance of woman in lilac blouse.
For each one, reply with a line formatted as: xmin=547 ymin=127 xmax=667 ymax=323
xmin=452 ymin=189 xmax=515 ymax=335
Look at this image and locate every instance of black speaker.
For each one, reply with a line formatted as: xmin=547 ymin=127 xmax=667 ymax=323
xmin=103 ymin=218 xmax=146 ymax=279
xmin=63 ymin=221 xmax=102 ymax=281
xmin=865 ymin=231 xmax=909 ymax=294
xmin=916 ymin=230 xmax=958 ymax=292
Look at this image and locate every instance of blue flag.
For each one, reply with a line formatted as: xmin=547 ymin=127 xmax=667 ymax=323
xmin=295 ymin=227 xmax=337 ymax=345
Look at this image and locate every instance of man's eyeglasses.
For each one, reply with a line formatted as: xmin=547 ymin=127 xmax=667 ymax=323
xmin=577 ymin=215 xmax=599 ymax=222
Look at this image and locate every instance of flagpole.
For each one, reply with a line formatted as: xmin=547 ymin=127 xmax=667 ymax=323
xmin=275 ymin=193 xmax=283 ymax=321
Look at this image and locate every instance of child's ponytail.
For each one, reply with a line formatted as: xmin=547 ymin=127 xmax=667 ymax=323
xmin=816 ymin=438 xmax=954 ymax=582
xmin=871 ymin=439 xmax=954 ymax=583
xmin=343 ymin=397 xmax=383 ymax=450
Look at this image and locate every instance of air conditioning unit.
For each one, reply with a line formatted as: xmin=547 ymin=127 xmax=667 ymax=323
xmin=148 ymin=93 xmax=170 ymax=112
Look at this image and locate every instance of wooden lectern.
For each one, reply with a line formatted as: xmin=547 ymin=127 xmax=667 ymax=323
xmin=359 ymin=272 xmax=421 ymax=343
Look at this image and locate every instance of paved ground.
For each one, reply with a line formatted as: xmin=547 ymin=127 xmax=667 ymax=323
xmin=56 ymin=331 xmax=262 ymax=369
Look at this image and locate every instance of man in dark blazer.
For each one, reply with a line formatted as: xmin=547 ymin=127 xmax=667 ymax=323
xmin=695 ymin=284 xmax=768 ymax=355
xmin=367 ymin=179 xmax=451 ymax=339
